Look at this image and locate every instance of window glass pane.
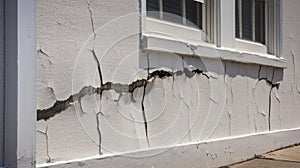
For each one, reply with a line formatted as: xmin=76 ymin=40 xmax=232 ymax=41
xmin=235 ymin=0 xmax=240 ymax=37
xmin=242 ymin=0 xmax=253 ymax=40
xmin=147 ymin=0 xmax=160 ymax=18
xmin=198 ymin=3 xmax=202 ymax=29
xmin=163 ymin=0 xmax=183 ymax=24
xmin=146 ymin=0 xmax=203 ymax=29
xmin=186 ymin=0 xmax=197 ymax=27
xmin=255 ymin=0 xmax=266 ymax=44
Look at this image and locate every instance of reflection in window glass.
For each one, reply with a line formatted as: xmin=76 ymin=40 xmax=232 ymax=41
xmin=146 ymin=0 xmax=203 ymax=29
xmin=235 ymin=0 xmax=267 ymax=44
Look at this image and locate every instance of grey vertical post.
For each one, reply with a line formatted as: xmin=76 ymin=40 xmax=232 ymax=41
xmin=4 ymin=0 xmax=36 ymax=167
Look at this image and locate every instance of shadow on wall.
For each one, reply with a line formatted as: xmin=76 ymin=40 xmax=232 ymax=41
xmin=138 ymin=50 xmax=284 ymax=135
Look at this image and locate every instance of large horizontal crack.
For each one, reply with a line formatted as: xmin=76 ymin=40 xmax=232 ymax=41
xmin=37 ymin=86 xmax=97 ymax=121
xmin=37 ymin=68 xmax=210 ymax=121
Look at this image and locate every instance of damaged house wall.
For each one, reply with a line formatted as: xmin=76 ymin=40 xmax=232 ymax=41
xmin=36 ymin=0 xmax=141 ymax=163
xmin=36 ymin=0 xmax=300 ymax=167
xmin=270 ymin=0 xmax=300 ymax=130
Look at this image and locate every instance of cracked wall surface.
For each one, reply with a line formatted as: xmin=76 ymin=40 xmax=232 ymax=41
xmin=0 ymin=0 xmax=4 ymax=165
xmin=36 ymin=0 xmax=300 ymax=165
xmin=270 ymin=0 xmax=300 ymax=130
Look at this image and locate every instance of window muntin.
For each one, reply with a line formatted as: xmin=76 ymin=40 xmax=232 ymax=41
xmin=235 ymin=0 xmax=266 ymax=44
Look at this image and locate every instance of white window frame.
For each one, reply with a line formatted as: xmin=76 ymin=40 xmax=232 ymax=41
xmin=144 ymin=0 xmax=215 ymax=43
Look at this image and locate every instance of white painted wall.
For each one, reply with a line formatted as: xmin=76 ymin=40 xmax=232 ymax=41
xmin=0 ymin=0 xmax=4 ymax=165
xmin=36 ymin=0 xmax=141 ymax=164
xmin=272 ymin=0 xmax=300 ymax=130
xmin=36 ymin=0 xmax=300 ymax=167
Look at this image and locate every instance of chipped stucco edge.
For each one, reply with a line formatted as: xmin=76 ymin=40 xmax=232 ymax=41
xmin=141 ymin=35 xmax=288 ymax=68
xmin=37 ymin=127 xmax=300 ymax=168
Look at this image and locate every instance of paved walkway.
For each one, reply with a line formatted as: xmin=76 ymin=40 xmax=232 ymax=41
xmin=230 ymin=145 xmax=300 ymax=168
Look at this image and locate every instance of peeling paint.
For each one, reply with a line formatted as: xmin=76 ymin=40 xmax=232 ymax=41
xmin=85 ymin=0 xmax=96 ymax=40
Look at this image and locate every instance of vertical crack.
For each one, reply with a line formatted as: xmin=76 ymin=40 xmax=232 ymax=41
xmin=96 ymin=112 xmax=103 ymax=155
xmin=141 ymin=83 xmax=150 ymax=147
xmin=229 ymin=88 xmax=233 ymax=136
xmin=86 ymin=1 xmax=102 ymax=153
xmin=290 ymin=36 xmax=300 ymax=94
xmin=182 ymin=56 xmax=192 ymax=141
xmin=258 ymin=65 xmax=262 ymax=79
xmin=172 ymin=66 xmax=175 ymax=90
xmin=91 ymin=48 xmax=103 ymax=155
xmin=223 ymin=61 xmax=226 ymax=83
xmin=252 ymin=86 xmax=259 ymax=132
xmin=91 ymin=49 xmax=103 ymax=86
xmin=246 ymin=77 xmax=251 ymax=128
xmin=254 ymin=66 xmax=261 ymax=132
xmin=268 ymin=86 xmax=273 ymax=131
xmin=181 ymin=56 xmax=185 ymax=69
xmin=255 ymin=66 xmax=280 ymax=132
xmin=223 ymin=62 xmax=232 ymax=136
xmin=266 ymin=69 xmax=280 ymax=131
xmin=290 ymin=36 xmax=296 ymax=83
xmin=142 ymin=54 xmax=150 ymax=147
xmin=146 ymin=53 xmax=150 ymax=85
xmin=186 ymin=100 xmax=192 ymax=141
xmin=85 ymin=0 xmax=96 ymax=39
xmin=79 ymin=100 xmax=86 ymax=115
xmin=292 ymin=52 xmax=296 ymax=83
xmin=38 ymin=127 xmax=51 ymax=163
xmin=291 ymin=51 xmax=300 ymax=94
xmin=268 ymin=69 xmax=277 ymax=131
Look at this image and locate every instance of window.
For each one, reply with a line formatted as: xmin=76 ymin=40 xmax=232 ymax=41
xmin=235 ymin=0 xmax=281 ymax=55
xmin=144 ymin=0 xmax=214 ymax=42
xmin=235 ymin=0 xmax=266 ymax=44
xmin=235 ymin=0 xmax=267 ymax=44
xmin=142 ymin=0 xmax=286 ymax=68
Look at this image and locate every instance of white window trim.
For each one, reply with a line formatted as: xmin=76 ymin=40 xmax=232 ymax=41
xmin=141 ymin=0 xmax=286 ymax=68
xmin=4 ymin=0 xmax=36 ymax=167
xmin=141 ymin=35 xmax=287 ymax=68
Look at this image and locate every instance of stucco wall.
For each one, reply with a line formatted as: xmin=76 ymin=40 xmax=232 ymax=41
xmin=36 ymin=0 xmax=140 ymax=163
xmin=272 ymin=0 xmax=300 ymax=129
xmin=36 ymin=0 xmax=300 ymax=166
xmin=0 ymin=0 xmax=4 ymax=165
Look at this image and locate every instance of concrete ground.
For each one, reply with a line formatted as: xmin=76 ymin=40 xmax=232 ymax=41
xmin=228 ymin=145 xmax=300 ymax=168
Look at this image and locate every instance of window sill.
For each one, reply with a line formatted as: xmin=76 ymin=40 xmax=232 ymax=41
xmin=145 ymin=17 xmax=204 ymax=42
xmin=141 ymin=34 xmax=287 ymax=68
xmin=235 ymin=38 xmax=267 ymax=54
